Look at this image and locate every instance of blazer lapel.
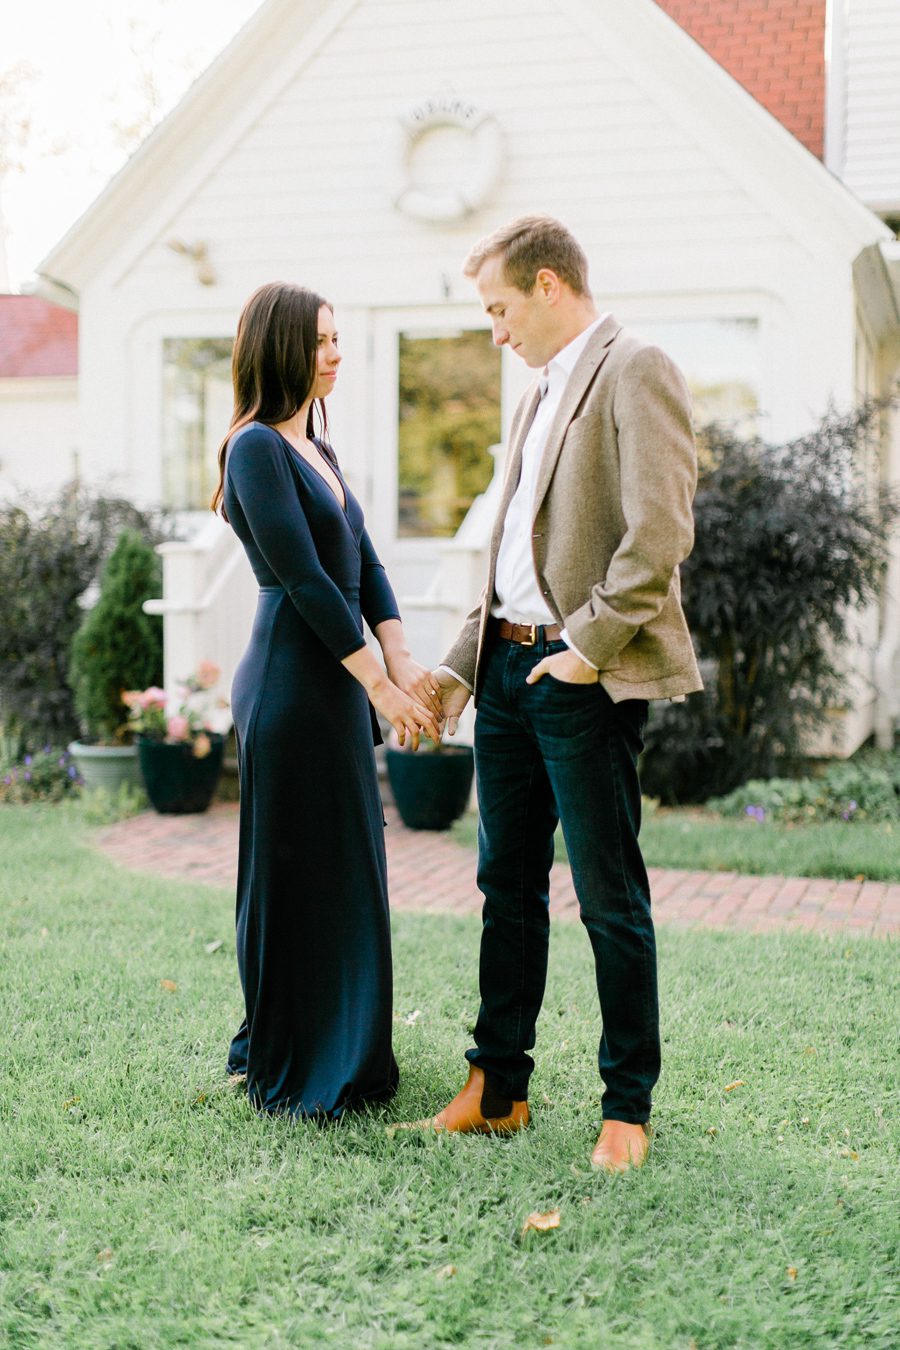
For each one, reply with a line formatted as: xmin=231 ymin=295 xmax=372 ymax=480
xmin=531 ymin=317 xmax=621 ymax=515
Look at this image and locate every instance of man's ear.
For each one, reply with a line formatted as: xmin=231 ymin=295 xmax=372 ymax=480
xmin=535 ymin=268 xmax=561 ymax=304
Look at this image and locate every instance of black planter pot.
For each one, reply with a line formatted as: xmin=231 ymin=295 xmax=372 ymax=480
xmin=385 ymin=744 xmax=475 ymax=831
xmin=137 ymin=734 xmax=224 ymax=814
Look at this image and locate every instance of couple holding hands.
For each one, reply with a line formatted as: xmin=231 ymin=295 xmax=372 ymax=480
xmin=213 ymin=215 xmax=701 ymax=1174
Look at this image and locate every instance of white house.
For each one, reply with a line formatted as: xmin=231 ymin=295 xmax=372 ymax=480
xmin=32 ymin=0 xmax=900 ymax=751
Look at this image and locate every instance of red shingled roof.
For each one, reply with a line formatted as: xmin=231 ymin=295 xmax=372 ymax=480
xmin=654 ymin=0 xmax=826 ymax=159
xmin=0 ymin=295 xmax=78 ymax=378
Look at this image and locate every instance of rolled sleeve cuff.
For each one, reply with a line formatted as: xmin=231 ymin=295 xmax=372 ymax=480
xmin=438 ymin=664 xmax=473 ymax=694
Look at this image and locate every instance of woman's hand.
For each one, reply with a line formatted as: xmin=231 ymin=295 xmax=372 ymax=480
xmin=384 ymin=652 xmax=444 ymax=721
xmin=369 ymin=678 xmax=442 ymax=751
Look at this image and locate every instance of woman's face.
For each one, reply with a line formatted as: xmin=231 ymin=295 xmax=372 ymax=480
xmin=312 ymin=304 xmax=341 ymax=399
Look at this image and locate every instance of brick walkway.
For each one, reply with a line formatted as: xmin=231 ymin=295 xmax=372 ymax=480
xmin=93 ymin=802 xmax=899 ymax=937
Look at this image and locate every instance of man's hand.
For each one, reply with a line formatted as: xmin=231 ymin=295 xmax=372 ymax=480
xmin=432 ymin=668 xmax=471 ymax=737
xmin=525 ymin=649 xmax=599 ymax=686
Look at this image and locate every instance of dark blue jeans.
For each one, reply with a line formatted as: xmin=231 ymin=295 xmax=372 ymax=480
xmin=466 ymin=632 xmax=659 ymax=1123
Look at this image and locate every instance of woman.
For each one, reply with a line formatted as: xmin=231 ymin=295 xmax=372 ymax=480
xmin=211 ymin=281 xmax=441 ymax=1119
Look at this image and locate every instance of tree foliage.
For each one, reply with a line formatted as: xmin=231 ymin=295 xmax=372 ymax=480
xmin=0 ymin=487 xmax=170 ymax=753
xmin=641 ymin=401 xmax=899 ymax=802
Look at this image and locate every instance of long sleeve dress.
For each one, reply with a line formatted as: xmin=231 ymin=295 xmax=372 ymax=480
xmin=222 ymin=422 xmax=400 ymax=1118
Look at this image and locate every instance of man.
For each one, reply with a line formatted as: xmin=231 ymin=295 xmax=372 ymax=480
xmin=421 ymin=215 xmax=702 ymax=1172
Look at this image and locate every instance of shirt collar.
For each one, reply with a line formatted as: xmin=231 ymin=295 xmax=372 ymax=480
xmin=543 ymin=314 xmax=608 ymax=396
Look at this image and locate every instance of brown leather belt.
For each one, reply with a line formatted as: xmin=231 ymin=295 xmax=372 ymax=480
xmin=494 ymin=618 xmax=563 ymax=646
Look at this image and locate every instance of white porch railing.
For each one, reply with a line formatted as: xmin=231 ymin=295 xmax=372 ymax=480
xmin=143 ymin=515 xmax=257 ymax=726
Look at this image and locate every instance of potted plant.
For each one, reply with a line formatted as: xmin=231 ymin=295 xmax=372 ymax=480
xmin=385 ymin=731 xmax=475 ymax=831
xmin=124 ymin=662 xmax=226 ymax=814
xmin=67 ymin=529 xmax=163 ymax=793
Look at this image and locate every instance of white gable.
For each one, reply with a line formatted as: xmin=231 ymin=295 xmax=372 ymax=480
xmin=43 ymin=0 xmax=887 ymax=306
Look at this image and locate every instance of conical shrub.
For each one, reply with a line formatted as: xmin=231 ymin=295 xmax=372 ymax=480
xmin=69 ymin=530 xmax=163 ymax=742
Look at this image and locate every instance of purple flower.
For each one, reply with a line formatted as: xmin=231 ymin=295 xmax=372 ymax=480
xmin=744 ymin=804 xmax=766 ymax=823
xmin=24 ymin=754 xmax=32 ymax=766
xmin=2 ymin=776 xmax=10 ymax=786
xmin=841 ymin=799 xmax=858 ymax=821
xmin=68 ymin=766 xmax=77 ymax=778
xmin=43 ymin=745 xmax=51 ymax=754
xmin=58 ymin=757 xmax=67 ymax=767
xmin=24 ymin=772 xmax=32 ymax=782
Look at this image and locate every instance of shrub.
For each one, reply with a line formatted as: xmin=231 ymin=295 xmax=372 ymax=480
xmin=0 ymin=486 xmax=170 ymax=754
xmin=69 ymin=530 xmax=164 ymax=743
xmin=641 ymin=401 xmax=899 ymax=802
xmin=710 ymin=750 xmax=900 ymax=824
xmin=0 ymin=746 xmax=82 ymax=803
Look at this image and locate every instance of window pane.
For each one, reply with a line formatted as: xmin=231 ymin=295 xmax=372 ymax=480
xmin=162 ymin=338 xmax=233 ymax=511
xmin=398 ymin=329 xmax=501 ymax=538
xmin=634 ymin=318 xmax=760 ymax=435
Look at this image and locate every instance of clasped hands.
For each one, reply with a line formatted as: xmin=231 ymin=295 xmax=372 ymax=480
xmin=382 ymin=647 xmax=597 ymax=750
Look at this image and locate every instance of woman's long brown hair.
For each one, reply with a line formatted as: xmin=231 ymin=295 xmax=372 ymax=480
xmin=210 ymin=282 xmax=331 ymax=520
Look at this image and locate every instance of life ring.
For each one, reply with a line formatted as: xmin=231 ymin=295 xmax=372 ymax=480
xmin=392 ymin=101 xmax=504 ymax=223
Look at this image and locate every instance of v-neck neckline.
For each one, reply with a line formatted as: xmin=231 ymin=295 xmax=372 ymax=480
xmin=272 ymin=426 xmax=348 ymax=514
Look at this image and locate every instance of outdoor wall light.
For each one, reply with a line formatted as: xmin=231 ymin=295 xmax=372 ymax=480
xmin=165 ymin=238 xmax=217 ymax=286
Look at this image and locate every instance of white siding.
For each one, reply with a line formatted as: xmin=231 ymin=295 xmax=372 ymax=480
xmin=0 ymin=378 xmax=79 ymax=499
xmin=839 ymin=0 xmax=900 ymax=212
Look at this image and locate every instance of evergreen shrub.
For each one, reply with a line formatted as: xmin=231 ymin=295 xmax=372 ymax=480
xmin=69 ymin=530 xmax=164 ymax=743
xmin=641 ymin=401 xmax=899 ymax=802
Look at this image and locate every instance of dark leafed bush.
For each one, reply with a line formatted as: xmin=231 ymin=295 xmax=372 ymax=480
xmin=69 ymin=529 xmax=164 ymax=743
xmin=641 ymin=401 xmax=899 ymax=803
xmin=0 ymin=486 xmax=171 ymax=754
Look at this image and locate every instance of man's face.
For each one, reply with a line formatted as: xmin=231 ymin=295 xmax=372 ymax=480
xmin=475 ymin=254 xmax=557 ymax=369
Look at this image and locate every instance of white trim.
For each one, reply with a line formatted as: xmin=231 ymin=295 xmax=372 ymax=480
xmin=0 ymin=375 xmax=77 ymax=400
xmin=824 ymin=0 xmax=848 ymax=177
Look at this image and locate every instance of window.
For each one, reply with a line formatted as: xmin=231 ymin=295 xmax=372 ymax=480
xmin=162 ymin=338 xmax=233 ymax=511
xmin=633 ymin=317 xmax=760 ymax=436
xmin=397 ymin=329 xmax=501 ymax=537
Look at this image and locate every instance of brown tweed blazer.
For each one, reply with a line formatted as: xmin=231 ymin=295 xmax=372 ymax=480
xmin=442 ymin=315 xmax=703 ymax=704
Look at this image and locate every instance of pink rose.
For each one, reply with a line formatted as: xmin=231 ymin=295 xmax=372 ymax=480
xmin=167 ymin=714 xmax=191 ymax=742
xmin=141 ymin=687 xmax=168 ymax=710
xmin=121 ymin=690 xmax=141 ymax=708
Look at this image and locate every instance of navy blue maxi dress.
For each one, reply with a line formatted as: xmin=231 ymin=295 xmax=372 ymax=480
xmin=223 ymin=422 xmax=400 ymax=1118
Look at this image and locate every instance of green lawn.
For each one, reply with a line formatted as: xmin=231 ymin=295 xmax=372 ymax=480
xmin=452 ymin=810 xmax=900 ymax=881
xmin=1 ymin=805 xmax=897 ymax=1349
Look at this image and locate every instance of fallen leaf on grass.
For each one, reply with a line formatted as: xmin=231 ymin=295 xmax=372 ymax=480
xmin=97 ymin=1248 xmax=113 ymax=1264
xmin=160 ymin=979 xmax=177 ymax=993
xmin=839 ymin=1147 xmax=859 ymax=1160
xmin=786 ymin=1266 xmax=798 ymax=1281
xmin=521 ymin=1209 xmax=561 ymax=1236
xmin=62 ymin=1097 xmax=80 ymax=1110
xmin=204 ymin=940 xmax=223 ymax=955
xmin=435 ymin=1264 xmax=457 ymax=1279
xmin=723 ymin=1080 xmax=745 ymax=1092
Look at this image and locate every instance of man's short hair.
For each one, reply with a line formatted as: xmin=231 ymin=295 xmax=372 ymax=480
xmin=462 ymin=215 xmax=591 ymax=297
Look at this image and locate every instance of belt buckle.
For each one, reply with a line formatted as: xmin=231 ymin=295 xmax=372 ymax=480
xmin=520 ymin=623 xmax=537 ymax=646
